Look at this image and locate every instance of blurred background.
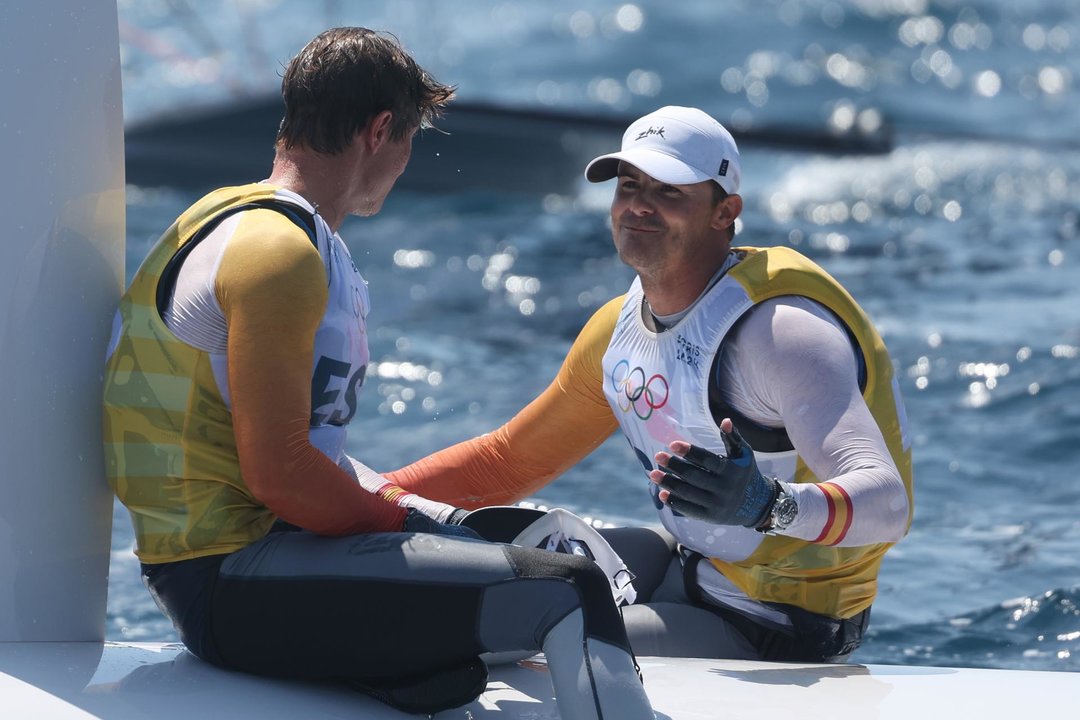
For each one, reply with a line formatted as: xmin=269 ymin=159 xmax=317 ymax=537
xmin=111 ymin=0 xmax=1080 ymax=671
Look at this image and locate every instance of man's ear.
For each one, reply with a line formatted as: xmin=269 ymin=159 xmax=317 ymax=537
xmin=361 ymin=110 xmax=395 ymax=153
xmin=712 ymin=193 xmax=743 ymax=232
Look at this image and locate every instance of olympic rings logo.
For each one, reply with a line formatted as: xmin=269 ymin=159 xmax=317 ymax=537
xmin=610 ymin=359 xmax=669 ymax=420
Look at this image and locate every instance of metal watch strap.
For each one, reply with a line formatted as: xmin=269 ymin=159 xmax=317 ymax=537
xmin=758 ymin=480 xmax=797 ymax=535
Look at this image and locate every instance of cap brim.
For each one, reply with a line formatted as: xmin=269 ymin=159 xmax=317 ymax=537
xmin=584 ymin=148 xmax=714 ymax=185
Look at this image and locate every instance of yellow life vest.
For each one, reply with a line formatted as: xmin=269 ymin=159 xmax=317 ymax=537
xmin=103 ymin=184 xmax=328 ymax=563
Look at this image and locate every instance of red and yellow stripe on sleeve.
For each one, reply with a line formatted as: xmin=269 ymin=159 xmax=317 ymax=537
xmin=812 ymin=482 xmax=854 ymax=545
xmin=376 ymin=483 xmax=410 ymax=505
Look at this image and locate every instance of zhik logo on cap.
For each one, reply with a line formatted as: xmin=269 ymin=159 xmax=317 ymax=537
xmin=584 ymin=106 xmax=742 ymax=194
xmin=635 ymin=126 xmax=666 ymax=141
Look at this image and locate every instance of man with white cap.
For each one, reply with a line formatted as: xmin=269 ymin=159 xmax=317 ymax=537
xmin=388 ymin=106 xmax=914 ymax=663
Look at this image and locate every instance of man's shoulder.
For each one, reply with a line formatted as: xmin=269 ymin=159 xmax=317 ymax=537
xmin=729 ymin=245 xmax=850 ymax=304
xmin=731 ymin=245 xmax=818 ymax=274
xmin=175 ymin=183 xmax=289 ymax=236
xmin=224 ymin=209 xmax=322 ymax=266
xmin=198 ymin=185 xmax=318 ymax=253
xmin=593 ymin=294 xmax=627 ymax=325
xmin=583 ymin=294 xmax=629 ymax=339
xmin=564 ymin=295 xmax=626 ymax=366
xmin=186 ymin=182 xmax=277 ymax=214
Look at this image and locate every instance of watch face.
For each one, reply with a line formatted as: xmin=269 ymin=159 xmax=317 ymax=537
xmin=774 ymin=497 xmax=798 ymax=528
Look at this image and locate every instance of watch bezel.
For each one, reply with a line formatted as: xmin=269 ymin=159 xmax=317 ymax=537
xmin=759 ymin=481 xmax=798 ymax=534
xmin=771 ymin=494 xmax=799 ymax=530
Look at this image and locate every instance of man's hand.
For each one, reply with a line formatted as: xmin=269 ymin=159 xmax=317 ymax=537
xmin=649 ymin=418 xmax=779 ymax=528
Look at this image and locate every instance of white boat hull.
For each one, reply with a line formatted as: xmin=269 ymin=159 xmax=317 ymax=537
xmin=2 ymin=641 xmax=1076 ymax=719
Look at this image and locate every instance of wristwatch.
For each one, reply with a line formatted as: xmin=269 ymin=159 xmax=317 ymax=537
xmin=759 ymin=481 xmax=798 ymax=534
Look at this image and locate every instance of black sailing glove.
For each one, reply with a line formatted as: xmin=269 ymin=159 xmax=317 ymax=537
xmin=446 ymin=508 xmax=471 ymax=525
xmin=656 ymin=423 xmax=779 ymax=528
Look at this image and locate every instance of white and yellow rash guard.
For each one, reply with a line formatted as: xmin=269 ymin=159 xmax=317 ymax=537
xmin=103 ymin=184 xmax=406 ymax=564
xmin=389 ymin=246 xmax=913 ymax=619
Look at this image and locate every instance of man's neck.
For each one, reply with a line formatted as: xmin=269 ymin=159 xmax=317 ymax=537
xmin=266 ymin=149 xmax=355 ymax=231
xmin=639 ymin=278 xmax=705 ymax=317
xmin=641 ymin=252 xmax=739 ymax=334
xmin=637 ymin=251 xmax=732 ymax=316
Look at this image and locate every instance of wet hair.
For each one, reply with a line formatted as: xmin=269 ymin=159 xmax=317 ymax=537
xmin=276 ymin=27 xmax=455 ymax=155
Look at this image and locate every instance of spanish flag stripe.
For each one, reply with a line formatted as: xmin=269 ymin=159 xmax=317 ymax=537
xmin=811 ymin=483 xmax=855 ymax=545
xmin=379 ymin=485 xmax=409 ymax=504
xmin=811 ymin=484 xmax=837 ymax=544
xmin=828 ymin=482 xmax=855 ymax=545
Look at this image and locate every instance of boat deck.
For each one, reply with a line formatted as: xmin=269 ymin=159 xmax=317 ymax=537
xmin=2 ymin=641 xmax=1074 ymax=719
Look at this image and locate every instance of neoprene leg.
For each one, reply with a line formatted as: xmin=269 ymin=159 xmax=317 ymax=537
xmin=620 ymin=601 xmax=759 ymax=659
xmin=204 ymin=530 xmax=652 ymax=716
xmin=543 ymin=609 xmax=655 ymax=720
xmin=491 ymin=545 xmax=654 ymax=720
xmin=210 ymin=531 xmax=503 ymax=679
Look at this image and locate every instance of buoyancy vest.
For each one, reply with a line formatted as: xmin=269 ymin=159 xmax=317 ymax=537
xmin=103 ymin=184 xmax=371 ymax=563
xmin=601 ymin=246 xmax=913 ymax=618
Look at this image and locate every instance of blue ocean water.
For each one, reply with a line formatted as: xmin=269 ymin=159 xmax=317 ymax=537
xmin=112 ymin=0 xmax=1080 ymax=672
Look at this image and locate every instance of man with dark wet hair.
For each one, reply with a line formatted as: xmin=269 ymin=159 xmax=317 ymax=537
xmin=104 ymin=27 xmax=654 ymax=719
xmin=276 ymin=27 xmax=448 ymax=154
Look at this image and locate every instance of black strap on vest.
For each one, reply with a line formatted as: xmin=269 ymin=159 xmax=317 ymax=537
xmin=155 ymin=199 xmax=319 ymax=319
xmin=707 ymin=308 xmax=795 ymax=452
xmin=707 ymin=301 xmax=870 ymax=453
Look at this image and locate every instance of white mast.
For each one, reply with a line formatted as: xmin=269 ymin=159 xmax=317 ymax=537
xmin=0 ymin=0 xmax=125 ymax=642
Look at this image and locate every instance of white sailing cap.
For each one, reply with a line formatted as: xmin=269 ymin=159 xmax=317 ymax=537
xmin=585 ymin=106 xmax=741 ymax=194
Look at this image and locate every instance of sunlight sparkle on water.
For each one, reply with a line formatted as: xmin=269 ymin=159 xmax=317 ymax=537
xmin=958 ymin=362 xmax=1009 ymax=379
xmin=393 ymin=249 xmax=435 ymax=268
xmin=372 ymin=361 xmax=442 ymax=386
xmin=626 ymin=68 xmax=661 ymax=96
xmin=974 ymin=70 xmax=1001 ymax=97
xmin=614 ymin=4 xmax=644 ymax=33
xmin=1038 ymin=67 xmax=1069 ymax=95
xmin=899 ymin=16 xmax=943 ymax=46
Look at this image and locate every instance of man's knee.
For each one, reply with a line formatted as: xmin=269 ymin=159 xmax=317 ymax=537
xmin=482 ymin=545 xmax=627 ymax=650
xmin=598 ymin=526 xmax=677 ymax=602
xmin=503 ymin=544 xmax=611 ymax=603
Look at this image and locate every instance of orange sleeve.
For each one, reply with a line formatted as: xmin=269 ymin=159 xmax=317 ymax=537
xmin=385 ymin=297 xmax=625 ymax=508
xmin=217 ymin=210 xmax=406 ymax=535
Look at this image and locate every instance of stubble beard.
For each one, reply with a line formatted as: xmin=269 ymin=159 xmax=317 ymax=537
xmin=614 ymin=225 xmax=672 ymax=278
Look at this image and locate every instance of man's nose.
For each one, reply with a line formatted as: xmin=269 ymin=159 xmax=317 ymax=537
xmin=627 ymin=191 xmax=655 ymax=215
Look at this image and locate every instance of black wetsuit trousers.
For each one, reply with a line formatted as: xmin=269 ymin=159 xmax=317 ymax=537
xmin=144 ymin=524 xmax=629 ymax=683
